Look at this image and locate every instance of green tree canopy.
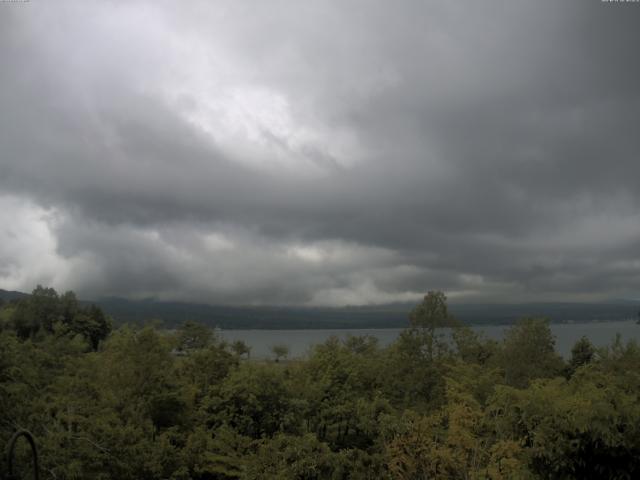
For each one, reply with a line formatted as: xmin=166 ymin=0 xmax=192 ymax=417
xmin=499 ymin=318 xmax=565 ymax=388
xmin=177 ymin=320 xmax=214 ymax=351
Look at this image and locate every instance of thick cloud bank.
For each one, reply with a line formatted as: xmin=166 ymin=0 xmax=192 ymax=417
xmin=1 ymin=1 xmax=639 ymax=305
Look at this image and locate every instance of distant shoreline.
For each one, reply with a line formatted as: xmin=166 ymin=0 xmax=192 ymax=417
xmin=213 ymin=318 xmax=639 ymax=331
xmin=217 ymin=320 xmax=640 ymax=359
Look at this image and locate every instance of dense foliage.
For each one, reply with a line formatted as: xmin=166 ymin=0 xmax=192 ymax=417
xmin=1 ymin=290 xmax=639 ymax=479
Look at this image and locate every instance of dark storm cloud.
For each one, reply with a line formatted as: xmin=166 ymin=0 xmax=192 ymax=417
xmin=1 ymin=0 xmax=639 ymax=304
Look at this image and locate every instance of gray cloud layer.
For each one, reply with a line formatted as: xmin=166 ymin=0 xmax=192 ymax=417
xmin=1 ymin=1 xmax=639 ymax=305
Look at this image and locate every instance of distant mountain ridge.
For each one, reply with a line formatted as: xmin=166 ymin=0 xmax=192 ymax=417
xmin=92 ymin=297 xmax=412 ymax=329
xmin=97 ymin=299 xmax=640 ymax=329
xmin=0 ymin=289 xmax=30 ymax=301
xmin=2 ymin=289 xmax=639 ymax=329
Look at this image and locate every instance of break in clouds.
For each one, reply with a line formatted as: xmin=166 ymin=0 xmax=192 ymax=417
xmin=1 ymin=1 xmax=640 ymax=305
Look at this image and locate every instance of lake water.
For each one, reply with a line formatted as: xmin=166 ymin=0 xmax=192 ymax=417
xmin=219 ymin=320 xmax=640 ymax=359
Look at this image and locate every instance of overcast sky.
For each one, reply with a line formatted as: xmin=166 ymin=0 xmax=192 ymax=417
xmin=1 ymin=1 xmax=639 ymax=306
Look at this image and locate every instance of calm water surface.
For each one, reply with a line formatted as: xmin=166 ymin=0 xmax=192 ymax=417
xmin=220 ymin=321 xmax=640 ymax=359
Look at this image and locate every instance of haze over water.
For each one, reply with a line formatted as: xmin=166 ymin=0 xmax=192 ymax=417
xmin=221 ymin=321 xmax=640 ymax=359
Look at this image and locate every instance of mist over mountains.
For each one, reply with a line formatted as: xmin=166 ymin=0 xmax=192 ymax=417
xmin=2 ymin=288 xmax=638 ymax=329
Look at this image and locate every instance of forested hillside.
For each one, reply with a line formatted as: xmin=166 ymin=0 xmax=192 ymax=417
xmin=92 ymin=297 xmax=640 ymax=329
xmin=1 ymin=289 xmax=640 ymax=479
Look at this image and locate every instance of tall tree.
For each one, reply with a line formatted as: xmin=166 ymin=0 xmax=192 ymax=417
xmin=568 ymin=336 xmax=596 ymax=374
xmin=230 ymin=339 xmax=251 ymax=359
xmin=177 ymin=320 xmax=213 ymax=351
xmin=406 ymin=290 xmax=455 ymax=362
xmin=499 ymin=318 xmax=565 ymax=388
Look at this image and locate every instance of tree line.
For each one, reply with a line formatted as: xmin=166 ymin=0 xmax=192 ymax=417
xmin=1 ymin=289 xmax=639 ymax=479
